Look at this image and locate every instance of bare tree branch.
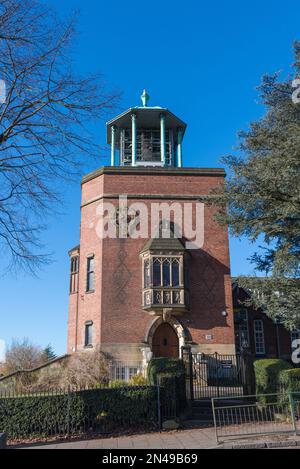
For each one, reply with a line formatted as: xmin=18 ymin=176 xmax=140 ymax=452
xmin=0 ymin=0 xmax=120 ymax=273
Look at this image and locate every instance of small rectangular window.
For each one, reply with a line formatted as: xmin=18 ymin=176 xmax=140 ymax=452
xmin=85 ymin=323 xmax=93 ymax=347
xmin=86 ymin=256 xmax=95 ymax=292
xmin=254 ymin=320 xmax=266 ymax=355
xmin=115 ymin=366 xmax=126 ymax=381
xmin=128 ymin=367 xmax=138 ymax=380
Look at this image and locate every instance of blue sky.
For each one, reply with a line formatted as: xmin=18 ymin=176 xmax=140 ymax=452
xmin=1 ymin=0 xmax=299 ymax=357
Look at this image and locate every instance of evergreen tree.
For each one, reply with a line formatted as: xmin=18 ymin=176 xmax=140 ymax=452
xmin=214 ymin=42 xmax=300 ymax=330
xmin=42 ymin=344 xmax=57 ymax=362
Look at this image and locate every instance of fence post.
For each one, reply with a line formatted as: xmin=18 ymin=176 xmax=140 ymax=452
xmin=67 ymin=386 xmax=71 ymax=436
xmin=289 ymin=393 xmax=297 ymax=436
xmin=211 ymin=398 xmax=219 ymax=445
xmin=187 ymin=349 xmax=194 ymax=401
xmin=173 ymin=375 xmax=177 ymax=420
xmin=215 ymin=353 xmax=220 ymax=398
xmin=157 ymin=377 xmax=162 ymax=431
xmin=181 ymin=346 xmax=194 ymax=402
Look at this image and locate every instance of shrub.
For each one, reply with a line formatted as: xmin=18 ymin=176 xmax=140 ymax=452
xmin=1 ymin=350 xmax=110 ymax=393
xmin=129 ymin=374 xmax=148 ymax=386
xmin=147 ymin=358 xmax=186 ymax=416
xmin=59 ymin=350 xmax=109 ymax=388
xmin=279 ymin=368 xmax=300 ymax=397
xmin=147 ymin=358 xmax=185 ymax=386
xmin=0 ymin=386 xmax=158 ymax=440
xmin=158 ymin=372 xmax=187 ymax=417
xmin=254 ymin=359 xmax=292 ymax=402
xmin=109 ymin=380 xmax=128 ymax=388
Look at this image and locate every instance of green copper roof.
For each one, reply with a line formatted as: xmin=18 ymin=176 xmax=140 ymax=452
xmin=107 ymin=107 xmax=187 ymax=145
xmin=107 ymin=90 xmax=187 ymax=145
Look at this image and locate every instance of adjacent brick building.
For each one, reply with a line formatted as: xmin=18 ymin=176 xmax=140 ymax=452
xmin=233 ymin=281 xmax=299 ymax=360
xmin=67 ymin=92 xmax=236 ymax=376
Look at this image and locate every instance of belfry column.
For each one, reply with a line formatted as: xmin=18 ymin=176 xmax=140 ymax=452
xmin=131 ymin=113 xmax=137 ymax=166
xmin=177 ymin=128 xmax=183 ymax=168
xmin=111 ymin=125 xmax=116 ymax=166
xmin=160 ymin=113 xmax=166 ymax=165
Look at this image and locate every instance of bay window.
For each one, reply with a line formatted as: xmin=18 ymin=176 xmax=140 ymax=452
xmin=142 ymin=254 xmax=189 ymax=314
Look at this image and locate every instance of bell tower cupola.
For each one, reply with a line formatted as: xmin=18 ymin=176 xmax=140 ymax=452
xmin=107 ymin=91 xmax=187 ymax=168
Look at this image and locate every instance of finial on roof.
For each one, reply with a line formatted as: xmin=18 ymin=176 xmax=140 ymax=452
xmin=141 ymin=89 xmax=150 ymax=107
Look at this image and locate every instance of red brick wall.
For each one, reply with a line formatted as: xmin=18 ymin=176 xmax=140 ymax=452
xmin=67 ymin=168 xmax=235 ymax=353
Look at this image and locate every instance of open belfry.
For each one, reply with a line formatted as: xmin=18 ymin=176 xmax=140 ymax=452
xmin=67 ymin=91 xmax=235 ymax=378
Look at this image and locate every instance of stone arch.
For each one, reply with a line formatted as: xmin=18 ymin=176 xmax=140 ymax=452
xmin=145 ymin=316 xmax=187 ymax=356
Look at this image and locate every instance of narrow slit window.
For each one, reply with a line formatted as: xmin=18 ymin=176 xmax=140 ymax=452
xmin=153 ymin=259 xmax=161 ymax=286
xmin=163 ymin=260 xmax=171 ymax=287
xmin=87 ymin=256 xmax=95 ymax=292
xmin=70 ymin=256 xmax=79 ymax=294
xmin=172 ymin=259 xmax=180 ymax=287
xmin=85 ymin=322 xmax=93 ymax=347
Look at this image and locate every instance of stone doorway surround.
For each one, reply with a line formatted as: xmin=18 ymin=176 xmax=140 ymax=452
xmin=143 ymin=316 xmax=187 ymax=359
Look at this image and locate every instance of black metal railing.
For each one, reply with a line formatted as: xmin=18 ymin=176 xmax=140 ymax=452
xmin=0 ymin=385 xmax=160 ymax=441
xmin=182 ymin=350 xmax=247 ymax=400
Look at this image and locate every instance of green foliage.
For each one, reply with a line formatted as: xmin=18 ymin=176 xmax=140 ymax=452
xmin=158 ymin=372 xmax=186 ymax=415
xmin=147 ymin=358 xmax=186 ymax=415
xmin=129 ymin=374 xmax=148 ymax=386
xmin=42 ymin=345 xmax=57 ymax=362
xmin=0 ymin=387 xmax=158 ymax=440
xmin=236 ymin=277 xmax=300 ymax=331
xmin=279 ymin=368 xmax=300 ymax=396
xmin=109 ymin=380 xmax=128 ymax=388
xmin=254 ymin=359 xmax=292 ymax=402
xmin=109 ymin=375 xmax=148 ymax=389
xmin=147 ymin=358 xmax=185 ymax=385
xmin=211 ymin=41 xmax=300 ymax=329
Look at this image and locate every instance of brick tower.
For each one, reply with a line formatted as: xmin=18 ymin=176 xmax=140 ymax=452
xmin=67 ymin=91 xmax=235 ymax=378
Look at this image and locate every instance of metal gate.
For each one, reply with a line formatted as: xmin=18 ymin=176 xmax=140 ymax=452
xmin=182 ymin=349 xmax=246 ymax=400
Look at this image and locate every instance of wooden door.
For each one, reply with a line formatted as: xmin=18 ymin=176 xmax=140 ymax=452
xmin=152 ymin=323 xmax=179 ymax=358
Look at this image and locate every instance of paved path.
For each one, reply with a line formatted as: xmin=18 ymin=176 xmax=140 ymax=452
xmin=19 ymin=428 xmax=218 ymax=450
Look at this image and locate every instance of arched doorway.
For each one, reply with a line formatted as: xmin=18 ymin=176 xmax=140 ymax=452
xmin=152 ymin=323 xmax=179 ymax=358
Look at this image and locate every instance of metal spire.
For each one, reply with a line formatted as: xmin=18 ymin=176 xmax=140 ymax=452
xmin=141 ymin=89 xmax=150 ymax=107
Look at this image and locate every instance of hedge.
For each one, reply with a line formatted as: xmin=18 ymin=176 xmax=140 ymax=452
xmin=147 ymin=358 xmax=187 ymax=416
xmin=0 ymin=386 xmax=158 ymax=440
xmin=254 ymin=359 xmax=292 ymax=403
xmin=147 ymin=358 xmax=185 ymax=386
xmin=279 ymin=368 xmax=300 ymax=397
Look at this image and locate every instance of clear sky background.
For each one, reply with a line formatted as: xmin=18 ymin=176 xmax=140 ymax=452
xmin=1 ymin=0 xmax=299 ymax=357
